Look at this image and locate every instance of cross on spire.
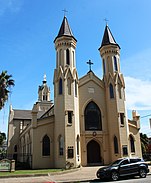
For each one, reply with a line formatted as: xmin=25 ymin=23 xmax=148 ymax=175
xmin=104 ymin=18 xmax=109 ymax=25
xmin=87 ymin=60 xmax=93 ymax=72
xmin=62 ymin=9 xmax=68 ymax=16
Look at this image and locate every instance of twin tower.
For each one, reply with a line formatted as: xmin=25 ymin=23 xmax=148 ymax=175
xmin=52 ymin=15 xmax=135 ymax=168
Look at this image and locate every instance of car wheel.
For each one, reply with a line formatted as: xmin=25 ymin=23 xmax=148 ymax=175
xmin=139 ymin=168 xmax=147 ymax=178
xmin=111 ymin=171 xmax=119 ymax=181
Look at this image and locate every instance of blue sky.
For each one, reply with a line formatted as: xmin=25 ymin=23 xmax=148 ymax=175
xmin=1 ymin=0 xmax=151 ymax=136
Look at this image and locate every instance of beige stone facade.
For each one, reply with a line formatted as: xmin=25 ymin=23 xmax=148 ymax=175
xmin=7 ymin=16 xmax=142 ymax=169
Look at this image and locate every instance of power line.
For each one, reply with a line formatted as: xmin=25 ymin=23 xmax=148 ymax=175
xmin=141 ymin=114 xmax=151 ymax=119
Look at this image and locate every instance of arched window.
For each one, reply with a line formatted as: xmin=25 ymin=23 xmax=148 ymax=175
xmin=130 ymin=135 xmax=135 ymax=153
xmin=42 ymin=135 xmax=50 ymax=156
xmin=66 ymin=49 xmax=70 ymax=65
xmin=67 ymin=78 xmax=71 ymax=95
xmin=84 ymin=101 xmax=102 ymax=131
xmin=59 ymin=136 xmax=64 ymax=156
xmin=114 ymin=56 xmax=118 ymax=71
xmin=59 ymin=78 xmax=63 ymax=94
xmin=114 ymin=136 xmax=119 ymax=154
xmin=109 ymin=83 xmax=114 ymax=98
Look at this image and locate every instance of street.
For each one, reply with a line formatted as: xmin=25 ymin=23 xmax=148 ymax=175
xmin=0 ymin=175 xmax=151 ymax=183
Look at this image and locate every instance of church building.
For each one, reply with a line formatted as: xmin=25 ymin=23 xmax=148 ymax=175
xmin=7 ymin=16 xmax=142 ymax=169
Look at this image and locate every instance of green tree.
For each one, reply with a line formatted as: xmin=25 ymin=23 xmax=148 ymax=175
xmin=0 ymin=132 xmax=6 ymax=146
xmin=0 ymin=71 xmax=15 ymax=110
xmin=140 ymin=133 xmax=148 ymax=154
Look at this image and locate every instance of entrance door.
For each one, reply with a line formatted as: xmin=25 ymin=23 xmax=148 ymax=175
xmin=87 ymin=140 xmax=101 ymax=164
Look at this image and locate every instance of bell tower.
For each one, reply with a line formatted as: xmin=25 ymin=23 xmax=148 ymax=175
xmin=99 ymin=25 xmax=129 ymax=162
xmin=53 ymin=16 xmax=80 ymax=168
xmin=36 ymin=74 xmax=52 ymax=111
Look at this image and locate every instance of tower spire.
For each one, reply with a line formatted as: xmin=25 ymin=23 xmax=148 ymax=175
xmin=99 ymin=25 xmax=120 ymax=50
xmin=54 ymin=16 xmax=77 ymax=42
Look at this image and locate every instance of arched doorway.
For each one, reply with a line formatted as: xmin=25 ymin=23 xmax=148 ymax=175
xmin=87 ymin=140 xmax=101 ymax=165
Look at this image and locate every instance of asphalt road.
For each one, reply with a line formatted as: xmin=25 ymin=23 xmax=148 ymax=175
xmin=0 ymin=175 xmax=151 ymax=183
xmin=84 ymin=175 xmax=151 ymax=183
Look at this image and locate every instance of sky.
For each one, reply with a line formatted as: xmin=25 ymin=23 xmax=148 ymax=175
xmin=0 ymin=0 xmax=151 ymax=137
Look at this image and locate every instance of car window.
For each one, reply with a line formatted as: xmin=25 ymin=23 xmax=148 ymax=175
xmin=130 ymin=158 xmax=143 ymax=163
xmin=120 ymin=159 xmax=129 ymax=165
xmin=111 ymin=159 xmax=123 ymax=166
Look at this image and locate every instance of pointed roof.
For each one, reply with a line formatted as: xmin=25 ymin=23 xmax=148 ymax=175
xmin=54 ymin=16 xmax=77 ymax=42
xmin=99 ymin=25 xmax=120 ymax=49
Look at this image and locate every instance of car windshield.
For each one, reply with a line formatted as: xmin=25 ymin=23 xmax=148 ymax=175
xmin=110 ymin=159 xmax=123 ymax=166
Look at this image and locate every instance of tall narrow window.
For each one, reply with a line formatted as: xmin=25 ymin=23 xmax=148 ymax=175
xmin=59 ymin=49 xmax=62 ymax=66
xmin=130 ymin=135 xmax=135 ymax=153
xmin=42 ymin=135 xmax=50 ymax=156
xmin=114 ymin=136 xmax=118 ymax=154
xmin=120 ymin=113 xmax=124 ymax=125
xmin=103 ymin=59 xmax=106 ymax=74
xmin=67 ymin=78 xmax=71 ymax=95
xmin=75 ymin=80 xmax=77 ymax=97
xmin=59 ymin=136 xmax=64 ymax=156
xmin=59 ymin=78 xmax=63 ymax=94
xmin=109 ymin=83 xmax=114 ymax=99
xmin=77 ymin=135 xmax=80 ymax=156
xmin=72 ymin=51 xmax=75 ymax=67
xmin=68 ymin=111 xmax=73 ymax=124
xmin=56 ymin=51 xmax=58 ymax=68
xmin=14 ymin=145 xmax=17 ymax=152
xmin=66 ymin=49 xmax=70 ymax=65
xmin=118 ymin=84 xmax=122 ymax=99
xmin=114 ymin=56 xmax=118 ymax=71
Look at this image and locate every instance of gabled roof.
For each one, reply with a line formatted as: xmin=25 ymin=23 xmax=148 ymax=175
xmin=13 ymin=109 xmax=45 ymax=120
xmin=14 ymin=110 xmax=32 ymax=120
xmin=99 ymin=25 xmax=120 ymax=49
xmin=54 ymin=16 xmax=76 ymax=42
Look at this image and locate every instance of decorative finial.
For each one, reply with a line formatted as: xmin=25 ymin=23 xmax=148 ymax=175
xmin=86 ymin=60 xmax=94 ymax=72
xmin=43 ymin=74 xmax=47 ymax=84
xmin=62 ymin=9 xmax=68 ymax=17
xmin=104 ymin=18 xmax=109 ymax=25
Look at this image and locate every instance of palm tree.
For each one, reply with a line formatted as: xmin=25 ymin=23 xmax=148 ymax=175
xmin=0 ymin=71 xmax=15 ymax=110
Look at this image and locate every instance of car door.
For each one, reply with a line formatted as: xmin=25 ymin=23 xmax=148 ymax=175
xmin=119 ymin=159 xmax=131 ymax=176
xmin=129 ymin=159 xmax=140 ymax=174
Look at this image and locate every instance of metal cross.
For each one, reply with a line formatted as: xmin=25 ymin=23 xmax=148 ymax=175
xmin=87 ymin=60 xmax=94 ymax=71
xmin=62 ymin=9 xmax=68 ymax=16
xmin=104 ymin=18 xmax=109 ymax=25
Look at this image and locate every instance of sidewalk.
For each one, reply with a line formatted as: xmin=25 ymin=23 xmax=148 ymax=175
xmin=48 ymin=166 xmax=99 ymax=183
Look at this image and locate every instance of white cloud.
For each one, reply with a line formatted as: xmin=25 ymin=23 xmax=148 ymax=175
xmin=0 ymin=0 xmax=23 ymax=15
xmin=125 ymin=76 xmax=151 ymax=110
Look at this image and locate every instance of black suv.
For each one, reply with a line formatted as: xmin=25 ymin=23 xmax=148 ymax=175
xmin=96 ymin=158 xmax=149 ymax=181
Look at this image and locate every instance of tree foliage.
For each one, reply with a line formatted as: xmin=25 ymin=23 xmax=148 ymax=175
xmin=140 ymin=133 xmax=149 ymax=154
xmin=0 ymin=70 xmax=15 ymax=110
xmin=0 ymin=132 xmax=6 ymax=146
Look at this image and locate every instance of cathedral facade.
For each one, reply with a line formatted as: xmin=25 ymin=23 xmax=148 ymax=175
xmin=7 ymin=16 xmax=142 ymax=169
